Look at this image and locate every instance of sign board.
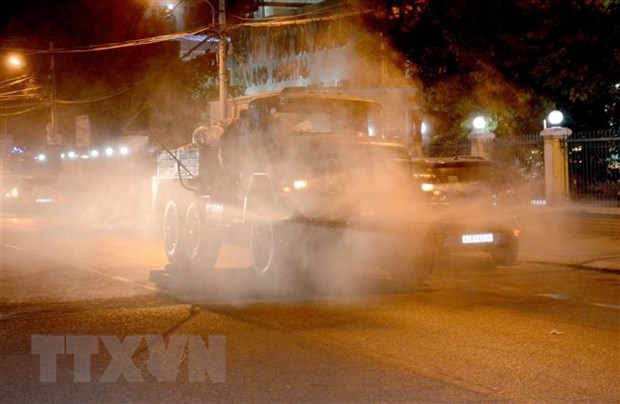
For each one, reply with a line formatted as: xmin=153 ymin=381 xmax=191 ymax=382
xmin=46 ymin=123 xmax=62 ymax=146
xmin=75 ymin=115 xmax=91 ymax=148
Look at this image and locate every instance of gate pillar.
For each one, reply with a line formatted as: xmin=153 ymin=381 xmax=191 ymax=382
xmin=467 ymin=131 xmax=495 ymax=159
xmin=540 ymin=127 xmax=572 ymax=204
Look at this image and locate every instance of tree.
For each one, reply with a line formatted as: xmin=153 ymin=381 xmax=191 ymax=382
xmin=367 ymin=0 xmax=619 ymax=139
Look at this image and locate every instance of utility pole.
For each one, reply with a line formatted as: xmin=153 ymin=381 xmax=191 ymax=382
xmin=218 ymin=0 xmax=227 ymax=121
xmin=48 ymin=41 xmax=58 ymax=146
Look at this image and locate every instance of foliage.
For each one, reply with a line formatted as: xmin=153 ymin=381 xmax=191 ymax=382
xmin=367 ymin=0 xmax=619 ymax=140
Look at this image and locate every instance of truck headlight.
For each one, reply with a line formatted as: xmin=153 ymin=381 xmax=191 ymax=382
xmin=421 ymin=183 xmax=435 ymax=192
xmin=293 ymin=179 xmax=308 ymax=190
xmin=6 ymin=187 xmax=19 ymax=198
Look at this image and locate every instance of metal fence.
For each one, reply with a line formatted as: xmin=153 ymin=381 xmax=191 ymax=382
xmin=566 ymin=129 xmax=620 ymax=203
xmin=425 ymin=140 xmax=470 ymax=158
xmin=423 ymin=130 xmax=620 ymax=204
xmin=424 ymin=133 xmax=545 ymax=198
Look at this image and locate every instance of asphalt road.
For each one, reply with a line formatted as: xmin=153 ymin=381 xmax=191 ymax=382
xmin=1 ymin=212 xmax=618 ymax=403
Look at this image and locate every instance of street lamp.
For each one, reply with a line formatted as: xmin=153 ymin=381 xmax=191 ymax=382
xmin=468 ymin=114 xmax=494 ymax=159
xmin=3 ymin=53 xmax=26 ymax=136
xmin=48 ymin=42 xmax=59 ymax=147
xmin=547 ymin=110 xmax=564 ymax=127
xmin=472 ymin=115 xmax=487 ymax=132
xmin=7 ymin=54 xmax=24 ymax=69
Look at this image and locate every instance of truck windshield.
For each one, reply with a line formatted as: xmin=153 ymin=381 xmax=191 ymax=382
xmin=258 ymin=97 xmax=380 ymax=137
xmin=269 ymin=111 xmax=371 ymax=135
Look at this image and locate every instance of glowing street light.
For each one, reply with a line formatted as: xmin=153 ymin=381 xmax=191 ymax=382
xmin=547 ymin=110 xmax=564 ymax=127
xmin=421 ymin=121 xmax=428 ymax=136
xmin=472 ymin=115 xmax=487 ymax=131
xmin=7 ymin=54 xmax=24 ymax=69
xmin=3 ymin=53 xmax=26 ymax=135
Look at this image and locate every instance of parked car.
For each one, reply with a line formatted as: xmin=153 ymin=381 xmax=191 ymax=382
xmin=411 ymin=156 xmax=521 ymax=265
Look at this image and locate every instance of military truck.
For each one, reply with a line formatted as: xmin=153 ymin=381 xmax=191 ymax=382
xmin=152 ymin=88 xmax=431 ymax=291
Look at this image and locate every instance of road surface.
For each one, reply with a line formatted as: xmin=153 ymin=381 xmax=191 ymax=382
xmin=1 ymin=212 xmax=618 ymax=403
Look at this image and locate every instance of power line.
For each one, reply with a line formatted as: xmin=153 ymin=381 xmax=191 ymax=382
xmin=1 ymin=25 xmax=218 ymax=55
xmin=0 ymin=74 xmax=36 ymax=89
xmin=0 ymin=101 xmax=45 ymax=109
xmin=56 ymin=87 xmax=133 ymax=105
xmin=0 ymin=103 xmax=47 ymax=117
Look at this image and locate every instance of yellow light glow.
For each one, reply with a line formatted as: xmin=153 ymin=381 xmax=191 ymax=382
xmin=293 ymin=180 xmax=308 ymax=190
xmin=7 ymin=55 xmax=24 ymax=68
xmin=421 ymin=183 xmax=435 ymax=192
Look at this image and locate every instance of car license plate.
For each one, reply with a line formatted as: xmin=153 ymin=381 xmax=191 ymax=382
xmin=461 ymin=233 xmax=494 ymax=244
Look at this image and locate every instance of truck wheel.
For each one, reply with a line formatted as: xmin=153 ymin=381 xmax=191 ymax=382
xmin=163 ymin=200 xmax=187 ymax=268
xmin=491 ymin=234 xmax=519 ymax=266
xmin=250 ymin=220 xmax=305 ymax=295
xmin=250 ymin=218 xmax=274 ymax=275
xmin=185 ymin=202 xmax=223 ymax=274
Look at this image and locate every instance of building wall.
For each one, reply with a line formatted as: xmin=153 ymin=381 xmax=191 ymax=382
xmin=230 ymin=15 xmax=356 ymax=94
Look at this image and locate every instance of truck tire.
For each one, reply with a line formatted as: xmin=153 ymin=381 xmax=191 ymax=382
xmin=491 ymin=234 xmax=519 ymax=266
xmin=251 ymin=219 xmax=306 ymax=294
xmin=185 ymin=202 xmax=223 ymax=275
xmin=163 ymin=200 xmax=188 ymax=269
xmin=250 ymin=217 xmax=275 ymax=275
xmin=245 ymin=187 xmax=278 ymax=276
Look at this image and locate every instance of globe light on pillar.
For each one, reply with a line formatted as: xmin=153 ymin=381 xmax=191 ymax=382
xmin=540 ymin=109 xmax=572 ymax=204
xmin=547 ymin=110 xmax=564 ymax=127
xmin=468 ymin=115 xmax=494 ymax=159
xmin=472 ymin=115 xmax=487 ymax=132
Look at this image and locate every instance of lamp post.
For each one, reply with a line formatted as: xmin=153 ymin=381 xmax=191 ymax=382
xmin=48 ymin=41 xmax=60 ymax=147
xmin=540 ymin=109 xmax=571 ymax=204
xmin=217 ymin=0 xmax=227 ymax=122
xmin=468 ymin=114 xmax=495 ymax=159
xmin=2 ymin=53 xmax=25 ymax=136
